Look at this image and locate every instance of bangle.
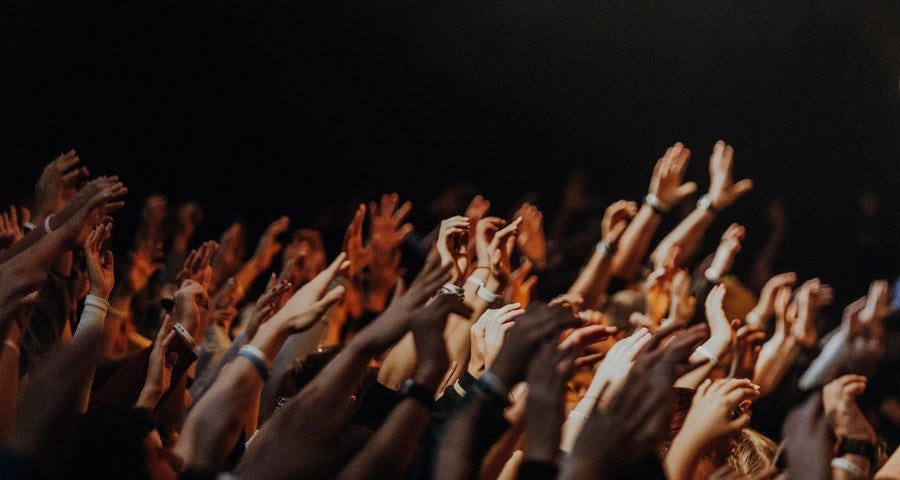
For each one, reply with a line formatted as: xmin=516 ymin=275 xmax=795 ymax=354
xmin=696 ymin=194 xmax=721 ymax=215
xmin=3 ymin=339 xmax=19 ymax=355
xmin=830 ymin=457 xmax=865 ymax=479
xmin=595 ymin=240 xmax=615 ymax=257
xmin=695 ymin=344 xmax=720 ymax=367
xmin=476 ymin=284 xmax=501 ymax=303
xmin=22 ymin=222 xmax=36 ymax=232
xmin=238 ymin=345 xmax=270 ymax=382
xmin=43 ymin=213 xmax=55 ymax=233
xmin=644 ymin=192 xmax=671 ymax=215
xmin=466 ymin=276 xmax=485 ymax=288
xmin=439 ymin=282 xmax=465 ymax=302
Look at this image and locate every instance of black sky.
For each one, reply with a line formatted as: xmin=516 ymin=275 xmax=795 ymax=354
xmin=2 ymin=0 xmax=898 ymax=304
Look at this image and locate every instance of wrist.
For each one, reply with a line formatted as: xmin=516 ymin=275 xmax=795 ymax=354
xmin=249 ymin=324 xmax=288 ymax=361
xmin=644 ymin=192 xmax=672 ymax=215
xmin=413 ymin=363 xmax=446 ymax=391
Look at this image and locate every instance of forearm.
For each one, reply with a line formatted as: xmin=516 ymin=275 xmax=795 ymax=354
xmin=233 ymin=257 xmax=267 ymax=305
xmin=875 ymin=445 xmax=900 ymax=479
xmin=337 ymin=363 xmax=442 ymax=480
xmin=376 ymin=333 xmax=417 ymax=390
xmin=189 ymin=331 xmax=248 ymax=405
xmin=73 ymin=295 xmax=110 ymax=413
xmin=567 ymin=245 xmax=614 ymax=309
xmin=663 ymin=434 xmax=705 ymax=480
xmin=674 ymin=334 xmax=731 ymax=389
xmin=649 ymin=208 xmax=714 ymax=267
xmin=609 ymin=206 xmax=662 ymax=281
xmin=798 ymin=326 xmax=849 ymax=391
xmin=174 ymin=357 xmax=265 ymax=474
xmin=0 ymin=328 xmax=23 ymax=445
xmin=754 ymin=332 xmax=800 ymax=395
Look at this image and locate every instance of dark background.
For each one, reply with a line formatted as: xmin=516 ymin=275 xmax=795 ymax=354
xmin=2 ymin=0 xmax=899 ymax=307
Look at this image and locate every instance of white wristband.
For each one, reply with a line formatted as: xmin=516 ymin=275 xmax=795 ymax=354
xmin=43 ymin=213 xmax=54 ymax=233
xmin=695 ymin=344 xmax=720 ymax=367
xmin=476 ymin=284 xmax=501 ymax=303
xmin=830 ymin=457 xmax=864 ymax=479
xmin=22 ymin=222 xmax=36 ymax=232
xmin=466 ymin=276 xmax=485 ymax=288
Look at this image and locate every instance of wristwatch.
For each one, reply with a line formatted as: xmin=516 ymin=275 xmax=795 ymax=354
xmin=696 ymin=194 xmax=721 ymax=214
xmin=398 ymin=379 xmax=435 ymax=410
xmin=837 ymin=436 xmax=877 ymax=464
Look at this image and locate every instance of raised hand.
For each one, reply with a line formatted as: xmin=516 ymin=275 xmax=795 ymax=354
xmin=173 ymin=278 xmax=210 ymax=341
xmin=0 ymin=206 xmax=29 ymax=250
xmin=745 ymin=272 xmax=797 ymax=329
xmin=259 ymin=253 xmax=348 ymax=335
xmin=523 ymin=337 xmax=578 ymax=465
xmin=561 ymin=322 xmax=709 ymax=477
xmin=790 ymin=278 xmax=834 ymax=347
xmin=488 ymin=301 xmax=581 ymax=389
xmin=341 ymin=204 xmax=370 ymax=281
xmin=587 ymin=326 xmax=653 ymax=405
xmin=210 ymin=221 xmax=247 ymax=288
xmin=410 ymin=293 xmax=473 ymax=388
xmin=665 ymin=378 xmax=760 ymax=480
xmin=666 ymin=269 xmax=696 ymax=327
xmin=242 ymin=276 xmax=293 ymax=342
xmin=601 ymin=199 xmax=638 ymax=249
xmin=136 ymin=313 xmax=179 ymax=410
xmin=122 ymin=236 xmax=165 ymax=295
xmin=368 ymin=192 xmax=414 ymax=255
xmin=482 ymin=303 xmax=526 ymax=370
xmin=648 ymin=142 xmax=698 ymax=209
xmin=557 ymin=324 xmax=618 ymax=368
xmin=513 ymin=202 xmax=547 ymax=271
xmin=436 ymin=215 xmax=470 ymax=284
xmin=503 ymin=259 xmax=538 ymax=306
xmin=82 ymin=223 xmax=114 ymax=299
xmin=705 ymin=140 xmax=754 ymax=211
xmin=255 ymin=216 xmax=290 ymax=267
xmin=705 ymin=223 xmax=746 ymax=281
xmin=32 ymin=148 xmax=90 ymax=220
xmin=731 ymin=323 xmax=766 ymax=380
xmin=175 ymin=240 xmax=219 ymax=290
xmin=823 ymin=374 xmax=877 ymax=443
xmin=780 ymin=391 xmax=832 ymax=480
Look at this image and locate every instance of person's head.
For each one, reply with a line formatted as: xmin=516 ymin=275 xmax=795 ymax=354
xmin=602 ymin=289 xmax=646 ymax=335
xmin=726 ymin=428 xmax=777 ymax=477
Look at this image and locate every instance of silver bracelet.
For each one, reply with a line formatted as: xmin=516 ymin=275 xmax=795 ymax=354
xmin=644 ymin=192 xmax=671 ymax=214
xmin=476 ymin=284 xmax=501 ymax=303
xmin=43 ymin=213 xmax=55 ymax=233
xmin=830 ymin=457 xmax=865 ymax=480
xmin=595 ymin=240 xmax=612 ymax=256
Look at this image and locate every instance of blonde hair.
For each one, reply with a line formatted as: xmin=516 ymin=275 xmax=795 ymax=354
xmin=727 ymin=428 xmax=777 ymax=477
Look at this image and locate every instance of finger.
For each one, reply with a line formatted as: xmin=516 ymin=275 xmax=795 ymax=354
xmin=393 ymin=200 xmax=413 ymax=223
xmin=165 ymin=352 xmax=179 ymax=370
xmin=315 ymin=284 xmax=346 ymax=310
xmin=732 ymin=179 xmax=754 ymax=197
xmin=160 ymin=328 xmax=177 ymax=352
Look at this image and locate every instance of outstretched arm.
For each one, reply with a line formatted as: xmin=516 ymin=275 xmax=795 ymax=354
xmin=610 ymin=142 xmax=697 ymax=281
xmin=648 ymin=140 xmax=752 ymax=268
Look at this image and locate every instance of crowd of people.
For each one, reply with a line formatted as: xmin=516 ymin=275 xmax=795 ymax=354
xmin=0 ymin=141 xmax=897 ymax=480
